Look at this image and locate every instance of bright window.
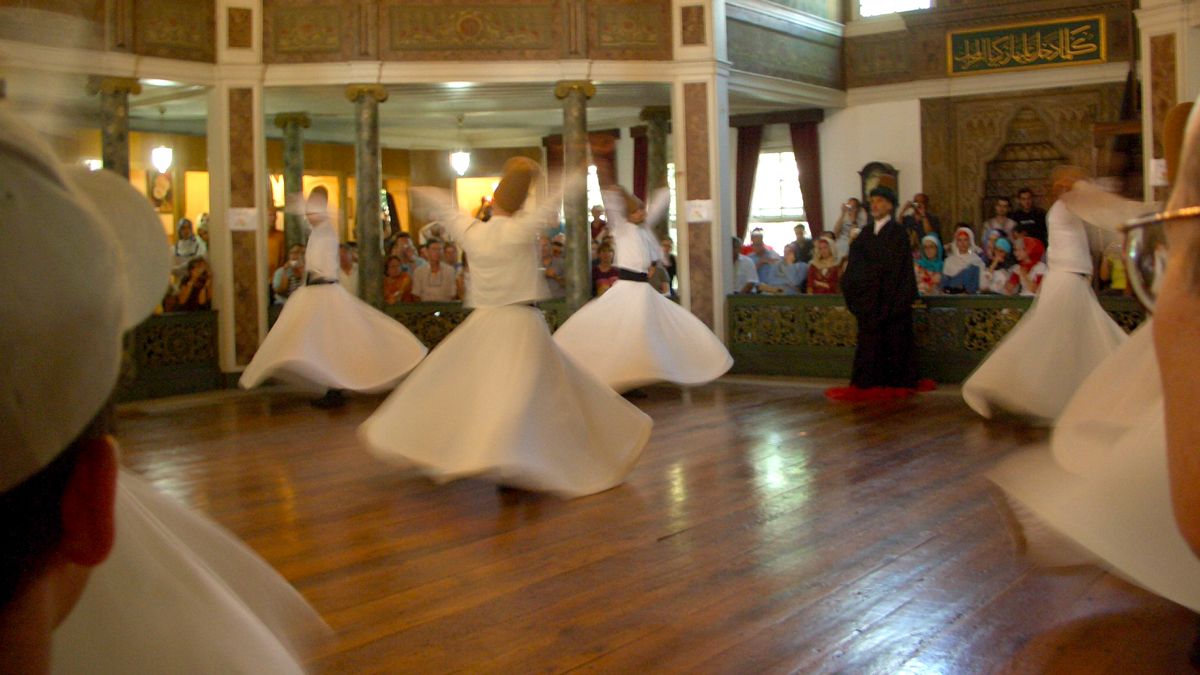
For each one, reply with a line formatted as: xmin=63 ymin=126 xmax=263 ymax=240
xmin=859 ymin=0 xmax=931 ymax=18
xmin=748 ymin=152 xmax=805 ymax=253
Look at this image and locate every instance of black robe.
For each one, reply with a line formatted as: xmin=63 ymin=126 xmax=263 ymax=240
xmin=840 ymin=215 xmax=919 ymax=389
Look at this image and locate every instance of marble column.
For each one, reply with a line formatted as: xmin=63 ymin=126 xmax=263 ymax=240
xmin=347 ymin=84 xmax=388 ymax=307
xmin=555 ymin=80 xmax=595 ymax=316
xmin=86 ymin=76 xmax=141 ymax=179
xmin=1135 ymin=0 xmax=1200 ymax=201
xmin=274 ymin=113 xmax=310 ymax=250
xmin=641 ymin=105 xmax=671 ymax=240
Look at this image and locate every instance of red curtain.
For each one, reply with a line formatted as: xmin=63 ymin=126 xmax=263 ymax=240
xmin=789 ymin=122 xmax=823 ymax=236
xmin=632 ymin=127 xmax=648 ymax=201
xmin=735 ymin=125 xmax=763 ymax=241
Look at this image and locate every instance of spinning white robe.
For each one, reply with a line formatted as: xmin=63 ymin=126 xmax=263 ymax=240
xmin=962 ymin=190 xmax=1129 ymax=423
xmin=239 ymin=221 xmax=427 ymax=393
xmin=554 ymin=188 xmax=732 ymax=392
xmin=359 ymin=194 xmax=653 ymax=497
xmin=987 ymin=320 xmax=1200 ymax=612
xmin=53 ymin=468 xmax=329 ymax=674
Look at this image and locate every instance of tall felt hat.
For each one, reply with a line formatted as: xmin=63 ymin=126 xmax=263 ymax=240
xmin=1164 ymin=102 xmax=1194 ymax=187
xmin=869 ymin=173 xmax=898 ymax=206
xmin=0 ymin=109 xmax=170 ymax=492
xmin=492 ymin=157 xmax=540 ymax=213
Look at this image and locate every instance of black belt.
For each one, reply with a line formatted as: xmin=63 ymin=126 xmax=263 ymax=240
xmin=617 ymin=268 xmax=649 ymax=283
xmin=307 ymin=274 xmax=337 ymax=286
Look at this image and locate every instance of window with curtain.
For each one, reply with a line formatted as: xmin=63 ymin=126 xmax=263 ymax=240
xmin=859 ymin=0 xmax=931 ymax=18
xmin=748 ymin=152 xmax=805 ymax=252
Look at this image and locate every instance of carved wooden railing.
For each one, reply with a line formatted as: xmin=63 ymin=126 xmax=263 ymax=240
xmin=727 ymin=294 xmax=1146 ymax=383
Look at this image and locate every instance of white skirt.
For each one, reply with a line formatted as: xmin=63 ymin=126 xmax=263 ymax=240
xmin=962 ymin=270 xmax=1127 ymax=423
xmin=359 ymin=304 xmax=653 ymax=498
xmin=53 ymin=469 xmax=329 ymax=675
xmin=553 ymin=279 xmax=733 ymax=392
xmin=988 ymin=318 xmax=1200 ymax=612
xmin=240 ymin=284 xmax=427 ymax=393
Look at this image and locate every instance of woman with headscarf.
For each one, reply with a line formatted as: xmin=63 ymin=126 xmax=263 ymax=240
xmin=240 ymin=186 xmax=428 ymax=407
xmin=361 ymin=161 xmax=652 ymax=497
xmin=554 ymin=184 xmax=732 ymax=392
xmin=807 ymin=233 xmax=841 ymax=294
xmin=914 ymin=234 xmax=943 ymax=295
xmin=981 ymin=227 xmax=1005 ymax=261
xmin=940 ymin=226 xmax=988 ymax=293
xmin=1005 ymin=236 xmax=1047 ymax=296
xmin=981 ymin=236 xmax=1015 ymax=294
xmin=962 ymin=166 xmax=1131 ymax=423
xmin=169 ymin=217 xmax=206 ymax=279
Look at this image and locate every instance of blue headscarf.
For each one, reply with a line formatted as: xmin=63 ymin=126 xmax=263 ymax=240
xmin=916 ymin=234 xmax=943 ymax=273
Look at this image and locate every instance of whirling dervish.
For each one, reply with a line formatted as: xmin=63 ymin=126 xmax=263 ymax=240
xmin=239 ymin=186 xmax=427 ymax=407
xmin=359 ymin=159 xmax=653 ymax=498
xmin=987 ymin=99 xmax=1200 ymax=614
xmin=961 ymin=166 xmax=1139 ymax=423
xmin=553 ymin=185 xmax=732 ymax=393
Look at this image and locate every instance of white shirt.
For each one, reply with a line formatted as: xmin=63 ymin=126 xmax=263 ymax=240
xmin=1045 ymin=200 xmax=1094 ymax=276
xmin=411 ymin=262 xmax=458 ymax=301
xmin=602 ymin=188 xmax=670 ymax=273
xmin=873 ymin=214 xmax=892 ymax=234
xmin=433 ymin=196 xmax=561 ymax=308
xmin=734 ymin=254 xmax=758 ymax=292
xmin=304 ymin=222 xmax=339 ymax=282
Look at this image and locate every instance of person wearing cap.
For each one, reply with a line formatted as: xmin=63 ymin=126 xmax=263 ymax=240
xmin=554 ymin=184 xmax=732 ymax=393
xmin=961 ymin=166 xmax=1132 ymax=423
xmin=240 ymin=186 xmax=427 ymax=408
xmin=828 ymin=182 xmax=922 ymax=400
xmin=360 ymin=158 xmax=653 ymax=497
xmin=0 ymin=110 xmax=326 ymax=675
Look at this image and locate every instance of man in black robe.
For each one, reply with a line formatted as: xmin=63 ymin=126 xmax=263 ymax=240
xmin=838 ymin=185 xmax=919 ymax=391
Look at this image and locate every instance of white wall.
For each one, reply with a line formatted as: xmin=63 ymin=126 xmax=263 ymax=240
xmin=614 ymin=133 xmax=635 ymax=190
xmin=818 ymin=99 xmax=922 ymax=228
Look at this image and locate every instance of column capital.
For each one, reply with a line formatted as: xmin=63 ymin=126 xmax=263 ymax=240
xmin=86 ymin=76 xmax=142 ymax=97
xmin=274 ymin=112 xmax=312 ymax=129
xmin=639 ymin=106 xmax=671 ymax=123
xmin=345 ymin=84 xmax=389 ymax=104
xmin=554 ymin=80 xmax=595 ymax=100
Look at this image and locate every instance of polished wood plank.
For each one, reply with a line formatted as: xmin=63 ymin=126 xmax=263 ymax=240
xmin=115 ymin=381 xmax=1198 ymax=674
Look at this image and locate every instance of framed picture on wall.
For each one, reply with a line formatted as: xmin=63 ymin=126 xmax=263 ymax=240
xmin=147 ymin=170 xmax=174 ymax=213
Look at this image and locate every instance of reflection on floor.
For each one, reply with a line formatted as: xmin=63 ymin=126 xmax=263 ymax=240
xmin=116 ymin=380 xmax=1198 ymax=675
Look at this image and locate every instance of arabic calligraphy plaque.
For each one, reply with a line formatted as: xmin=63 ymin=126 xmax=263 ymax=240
xmin=948 ymin=15 xmax=1105 ymax=77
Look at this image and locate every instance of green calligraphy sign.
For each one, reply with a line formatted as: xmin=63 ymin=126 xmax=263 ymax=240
xmin=948 ymin=15 xmax=1106 ymax=77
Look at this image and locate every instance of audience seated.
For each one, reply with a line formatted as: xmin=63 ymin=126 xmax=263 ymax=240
xmin=660 ymin=238 xmax=677 ymax=295
xmin=807 ymin=233 xmax=841 ymax=294
xmin=747 ymin=228 xmax=780 ymax=281
xmin=982 ymin=237 xmax=1015 ymax=294
xmin=593 ymin=242 xmax=619 ymax=296
xmin=940 ymin=226 xmax=987 ymax=294
xmin=271 ymin=244 xmax=305 ymax=304
xmin=757 ymin=242 xmax=807 ymax=295
xmin=383 ymin=255 xmax=413 ymax=305
xmin=171 ymin=257 xmax=212 ymax=311
xmin=411 ymin=239 xmax=457 ymax=301
xmin=1005 ymin=236 xmax=1046 ymax=296
xmin=915 ymin=234 xmax=943 ymax=295
xmin=983 ymin=197 xmax=1017 ymax=238
xmin=732 ymin=236 xmax=758 ymax=294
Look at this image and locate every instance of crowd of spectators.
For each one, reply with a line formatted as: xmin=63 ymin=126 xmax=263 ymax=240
xmin=732 ymin=183 xmax=1122 ymax=298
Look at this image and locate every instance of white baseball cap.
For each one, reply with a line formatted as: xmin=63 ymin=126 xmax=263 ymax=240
xmin=0 ymin=109 xmax=170 ymax=492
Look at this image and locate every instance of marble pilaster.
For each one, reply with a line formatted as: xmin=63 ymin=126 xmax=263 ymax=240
xmin=228 ymin=87 xmax=260 ymax=367
xmin=641 ymin=105 xmax=671 ymax=240
xmin=274 ymin=113 xmax=311 ymax=251
xmin=555 ymin=80 xmax=595 ymax=317
xmin=347 ymin=84 xmax=388 ymax=307
xmin=86 ymin=76 xmax=141 ymax=179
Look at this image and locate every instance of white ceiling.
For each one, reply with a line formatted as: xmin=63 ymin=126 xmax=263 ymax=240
xmin=4 ymin=67 xmax=819 ymax=149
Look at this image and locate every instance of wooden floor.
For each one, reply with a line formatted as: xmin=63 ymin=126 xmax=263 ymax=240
xmin=116 ymin=380 xmax=1198 ymax=675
